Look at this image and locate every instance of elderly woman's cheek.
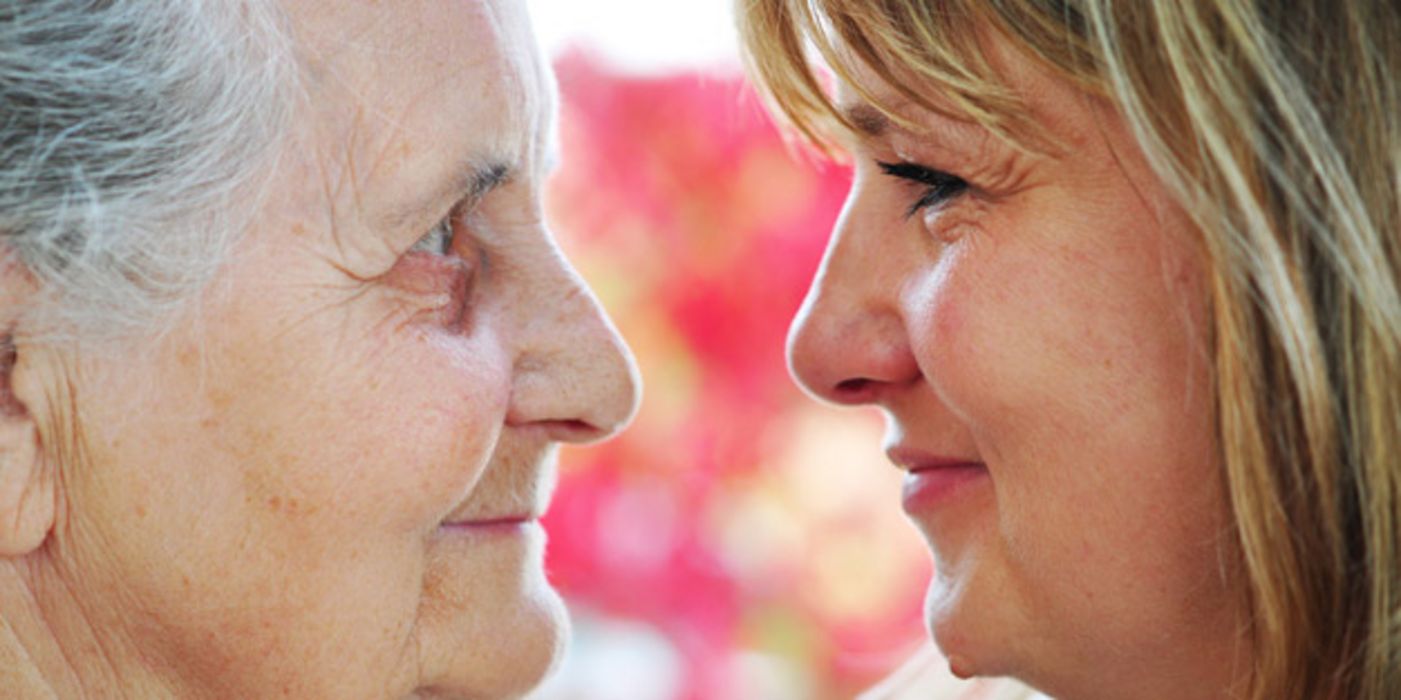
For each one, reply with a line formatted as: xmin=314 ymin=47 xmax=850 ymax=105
xmin=381 ymin=253 xmax=476 ymax=329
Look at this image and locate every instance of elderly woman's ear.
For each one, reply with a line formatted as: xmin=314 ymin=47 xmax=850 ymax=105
xmin=0 ymin=258 xmax=53 ymax=558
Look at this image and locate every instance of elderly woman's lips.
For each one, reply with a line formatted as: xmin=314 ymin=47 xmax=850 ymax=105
xmin=434 ymin=520 xmax=537 ymax=540
xmin=438 ymin=516 xmax=539 ymax=535
xmin=887 ymin=448 xmax=989 ymax=514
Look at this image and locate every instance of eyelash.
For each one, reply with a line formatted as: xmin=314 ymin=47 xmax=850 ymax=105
xmin=408 ymin=212 xmax=457 ymax=256
xmin=877 ymin=160 xmax=968 ymax=218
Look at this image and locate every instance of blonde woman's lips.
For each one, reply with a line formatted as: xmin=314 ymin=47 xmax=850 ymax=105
xmin=887 ymin=447 xmax=989 ymax=515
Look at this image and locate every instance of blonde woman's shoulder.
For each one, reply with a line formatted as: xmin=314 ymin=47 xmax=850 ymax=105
xmin=859 ymin=645 xmax=1045 ymax=700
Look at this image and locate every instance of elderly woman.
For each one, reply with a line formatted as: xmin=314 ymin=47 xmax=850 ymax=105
xmin=0 ymin=1 xmax=638 ymax=697
xmin=739 ymin=1 xmax=1399 ymax=699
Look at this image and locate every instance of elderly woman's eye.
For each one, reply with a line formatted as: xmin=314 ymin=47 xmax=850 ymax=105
xmin=877 ymin=160 xmax=969 ymax=219
xmin=408 ymin=214 xmax=456 ymax=256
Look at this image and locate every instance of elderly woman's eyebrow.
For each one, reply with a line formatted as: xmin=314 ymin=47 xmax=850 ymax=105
xmin=455 ymin=160 xmax=512 ymax=206
xmin=442 ymin=159 xmax=509 ymax=211
xmin=381 ymin=159 xmax=512 ymax=233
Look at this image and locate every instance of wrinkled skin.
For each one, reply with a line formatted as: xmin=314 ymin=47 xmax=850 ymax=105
xmin=0 ymin=1 xmax=639 ymax=698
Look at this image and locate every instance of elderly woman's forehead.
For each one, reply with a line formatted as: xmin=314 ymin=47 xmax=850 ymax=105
xmin=285 ymin=0 xmax=537 ymax=85
xmin=272 ymin=0 xmax=553 ymax=219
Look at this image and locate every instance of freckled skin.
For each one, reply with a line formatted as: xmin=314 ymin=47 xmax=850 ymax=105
xmin=787 ymin=39 xmax=1248 ymax=700
xmin=2 ymin=1 xmax=638 ymax=698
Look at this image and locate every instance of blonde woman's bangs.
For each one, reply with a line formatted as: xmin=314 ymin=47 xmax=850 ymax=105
xmin=738 ymin=0 xmax=1094 ymax=154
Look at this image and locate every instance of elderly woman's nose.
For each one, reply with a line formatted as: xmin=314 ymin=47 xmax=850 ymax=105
xmin=786 ymin=226 xmax=920 ymax=407
xmin=507 ymin=257 xmax=640 ymax=443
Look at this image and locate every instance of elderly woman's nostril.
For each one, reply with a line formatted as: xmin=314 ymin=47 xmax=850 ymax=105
xmin=540 ymin=418 xmax=600 ymax=443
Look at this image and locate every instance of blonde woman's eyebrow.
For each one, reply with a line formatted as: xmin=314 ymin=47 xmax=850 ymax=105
xmin=841 ymin=102 xmax=891 ymax=138
xmin=837 ymin=94 xmax=1005 ymax=171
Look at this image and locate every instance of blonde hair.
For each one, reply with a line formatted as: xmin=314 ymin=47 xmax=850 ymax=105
xmin=737 ymin=1 xmax=1401 ymax=698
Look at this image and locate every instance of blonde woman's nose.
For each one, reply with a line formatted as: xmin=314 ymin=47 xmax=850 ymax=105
xmin=506 ymin=254 xmax=641 ymax=443
xmin=787 ymin=212 xmax=920 ymax=407
xmin=787 ymin=288 xmax=919 ymax=406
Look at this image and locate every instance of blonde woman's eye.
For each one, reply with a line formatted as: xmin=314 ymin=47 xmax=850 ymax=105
xmin=877 ymin=160 xmax=969 ymax=219
xmin=409 ymin=214 xmax=455 ymax=256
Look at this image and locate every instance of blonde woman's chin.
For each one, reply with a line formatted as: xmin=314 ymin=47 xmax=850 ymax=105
xmin=860 ymin=644 xmax=1045 ymax=700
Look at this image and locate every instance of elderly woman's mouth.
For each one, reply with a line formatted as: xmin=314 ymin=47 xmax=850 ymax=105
xmin=439 ymin=515 xmax=541 ymax=533
xmin=438 ymin=491 xmax=550 ymax=534
xmin=437 ymin=448 xmax=561 ymax=533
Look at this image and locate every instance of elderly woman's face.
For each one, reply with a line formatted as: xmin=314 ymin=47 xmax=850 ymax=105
xmin=787 ymin=41 xmax=1243 ymax=695
xmin=28 ymin=1 xmax=637 ymax=697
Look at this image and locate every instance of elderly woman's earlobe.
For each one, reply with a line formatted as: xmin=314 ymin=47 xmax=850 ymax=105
xmin=0 ymin=338 xmax=53 ymax=558
xmin=0 ymin=255 xmax=54 ymax=557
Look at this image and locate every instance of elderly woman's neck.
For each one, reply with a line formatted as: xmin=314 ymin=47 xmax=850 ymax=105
xmin=0 ymin=558 xmax=169 ymax=698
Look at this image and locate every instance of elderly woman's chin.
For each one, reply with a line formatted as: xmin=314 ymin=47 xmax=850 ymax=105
xmin=421 ymin=595 xmax=569 ymax=699
xmin=409 ymin=533 xmax=570 ymax=698
xmin=499 ymin=576 xmax=570 ymax=695
xmin=497 ymin=584 xmax=570 ymax=697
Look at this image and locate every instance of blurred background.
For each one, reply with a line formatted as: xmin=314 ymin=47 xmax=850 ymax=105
xmin=526 ymin=2 xmax=933 ymax=698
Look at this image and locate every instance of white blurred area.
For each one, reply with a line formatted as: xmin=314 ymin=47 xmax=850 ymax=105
xmin=533 ymin=611 xmax=684 ymax=700
xmin=521 ymin=5 xmax=742 ymax=696
xmin=518 ymin=3 xmax=941 ymax=698
xmin=526 ymin=0 xmax=741 ymax=73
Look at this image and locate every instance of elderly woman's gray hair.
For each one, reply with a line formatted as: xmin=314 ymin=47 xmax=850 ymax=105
xmin=1 ymin=0 xmax=291 ymax=336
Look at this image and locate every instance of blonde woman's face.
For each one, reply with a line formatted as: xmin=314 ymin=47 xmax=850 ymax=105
xmin=786 ymin=41 xmax=1247 ymax=697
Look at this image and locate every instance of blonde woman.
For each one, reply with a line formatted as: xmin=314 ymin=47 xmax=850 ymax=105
xmin=737 ymin=2 xmax=1399 ymax=699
